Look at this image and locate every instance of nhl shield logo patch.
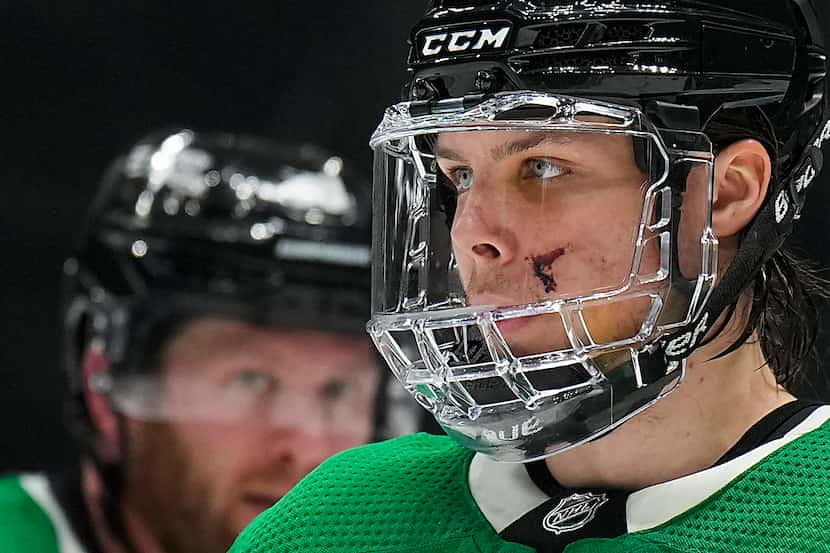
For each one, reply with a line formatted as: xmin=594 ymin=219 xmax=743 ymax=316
xmin=542 ymin=493 xmax=609 ymax=534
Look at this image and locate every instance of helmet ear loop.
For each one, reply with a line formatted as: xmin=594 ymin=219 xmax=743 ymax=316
xmin=638 ymin=136 xmax=696 ymax=304
xmin=80 ymin=342 xmax=123 ymax=462
xmin=668 ymin=169 xmax=695 ymax=297
xmin=670 ymin=161 xmax=738 ymax=355
xmin=658 ymin=162 xmax=725 ymax=357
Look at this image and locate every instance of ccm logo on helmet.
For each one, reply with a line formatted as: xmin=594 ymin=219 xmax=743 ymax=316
xmin=419 ymin=25 xmax=511 ymax=58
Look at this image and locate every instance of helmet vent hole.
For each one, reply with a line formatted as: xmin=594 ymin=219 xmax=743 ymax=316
xmin=532 ymin=23 xmax=586 ymax=50
xmin=600 ymin=21 xmax=652 ymax=44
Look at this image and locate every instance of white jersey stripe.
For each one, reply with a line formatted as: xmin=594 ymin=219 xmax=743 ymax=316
xmin=626 ymin=405 xmax=830 ymax=532
xmin=20 ymin=474 xmax=87 ymax=553
xmin=468 ymin=452 xmax=550 ymax=533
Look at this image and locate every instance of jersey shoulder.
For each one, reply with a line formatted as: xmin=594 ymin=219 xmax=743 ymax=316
xmin=568 ymin=413 xmax=830 ymax=553
xmin=231 ymin=432 xmax=533 ymax=553
xmin=656 ymin=410 xmax=830 ymax=551
xmin=0 ymin=474 xmax=61 ymax=553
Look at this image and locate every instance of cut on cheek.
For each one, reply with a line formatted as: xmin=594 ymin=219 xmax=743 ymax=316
xmin=527 ymin=247 xmax=567 ymax=293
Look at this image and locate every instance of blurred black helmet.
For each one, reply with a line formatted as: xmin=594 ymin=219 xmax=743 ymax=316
xmin=63 ymin=129 xmax=373 ymax=441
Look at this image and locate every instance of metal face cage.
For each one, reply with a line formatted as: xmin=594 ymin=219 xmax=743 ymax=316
xmin=370 ymin=92 xmax=717 ymax=461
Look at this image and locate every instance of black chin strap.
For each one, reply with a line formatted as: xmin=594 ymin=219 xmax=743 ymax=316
xmin=661 ymin=125 xmax=828 ymax=362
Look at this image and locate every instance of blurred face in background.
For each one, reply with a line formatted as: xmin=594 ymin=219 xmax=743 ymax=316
xmin=121 ymin=317 xmax=379 ymax=553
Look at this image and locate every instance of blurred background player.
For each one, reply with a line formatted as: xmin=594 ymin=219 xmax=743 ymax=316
xmin=231 ymin=1 xmax=830 ymax=552
xmin=0 ymin=128 xmax=410 ymax=553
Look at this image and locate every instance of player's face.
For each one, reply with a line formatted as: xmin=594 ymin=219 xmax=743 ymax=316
xmin=122 ymin=318 xmax=378 ymax=553
xmin=435 ymin=129 xmax=659 ymax=356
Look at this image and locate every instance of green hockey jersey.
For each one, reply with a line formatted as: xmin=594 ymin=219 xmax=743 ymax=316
xmin=230 ymin=404 xmax=830 ymax=553
xmin=0 ymin=474 xmax=87 ymax=553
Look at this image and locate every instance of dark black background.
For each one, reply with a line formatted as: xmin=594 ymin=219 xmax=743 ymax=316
xmin=1 ymin=2 xmax=829 ymax=472
xmin=0 ymin=2 xmax=427 ymax=471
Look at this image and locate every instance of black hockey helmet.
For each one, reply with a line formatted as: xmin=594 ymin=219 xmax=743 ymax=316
xmin=367 ymin=1 xmax=829 ymax=461
xmin=62 ymin=129 xmax=376 ymax=447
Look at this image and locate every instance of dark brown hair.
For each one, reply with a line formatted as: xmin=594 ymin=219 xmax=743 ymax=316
xmin=707 ymin=107 xmax=830 ymax=391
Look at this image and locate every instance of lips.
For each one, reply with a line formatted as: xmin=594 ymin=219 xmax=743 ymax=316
xmin=494 ymin=317 xmax=533 ymax=336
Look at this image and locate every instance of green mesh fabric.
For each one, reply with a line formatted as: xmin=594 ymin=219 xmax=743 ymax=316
xmin=232 ymin=421 xmax=830 ymax=553
xmin=230 ymin=433 xmax=533 ymax=553
xmin=0 ymin=475 xmax=60 ymax=553
xmin=565 ymin=419 xmax=830 ymax=553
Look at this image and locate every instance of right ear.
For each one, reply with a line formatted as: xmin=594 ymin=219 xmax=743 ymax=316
xmin=80 ymin=341 xmax=121 ymax=460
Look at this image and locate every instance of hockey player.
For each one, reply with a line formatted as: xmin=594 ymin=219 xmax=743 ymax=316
xmin=0 ymin=129 xmax=386 ymax=553
xmin=231 ymin=1 xmax=830 ymax=552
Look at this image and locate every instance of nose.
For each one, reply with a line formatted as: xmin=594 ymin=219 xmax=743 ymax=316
xmin=450 ymin=182 xmax=517 ymax=267
xmin=263 ymin=423 xmax=336 ymax=476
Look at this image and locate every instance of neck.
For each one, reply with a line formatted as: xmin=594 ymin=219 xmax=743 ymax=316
xmin=545 ymin=333 xmax=795 ymax=491
xmin=82 ymin=462 xmax=167 ymax=553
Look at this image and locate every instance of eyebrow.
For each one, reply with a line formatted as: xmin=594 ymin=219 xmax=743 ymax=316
xmin=433 ymin=131 xmax=572 ymax=164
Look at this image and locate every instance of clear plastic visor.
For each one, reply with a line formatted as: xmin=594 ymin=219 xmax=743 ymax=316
xmin=369 ymin=93 xmax=716 ymax=461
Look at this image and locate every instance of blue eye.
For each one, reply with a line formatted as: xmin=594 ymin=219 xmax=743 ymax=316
xmin=454 ymin=168 xmax=474 ymax=190
xmin=529 ymin=159 xmax=565 ymax=179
